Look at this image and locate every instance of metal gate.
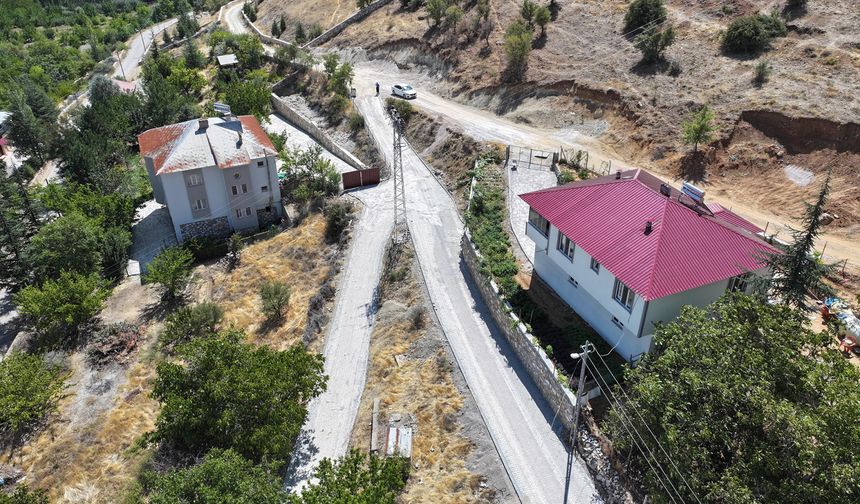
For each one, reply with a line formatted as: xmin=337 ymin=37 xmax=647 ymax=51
xmin=342 ymin=167 xmax=380 ymax=190
xmin=506 ymin=145 xmax=558 ymax=171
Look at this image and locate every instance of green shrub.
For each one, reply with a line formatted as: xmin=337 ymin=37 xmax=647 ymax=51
xmin=504 ymin=20 xmax=533 ymax=74
xmin=160 ymin=302 xmax=224 ymax=350
xmin=348 ymin=112 xmax=365 ymax=133
xmin=144 ymin=246 xmax=194 ymax=300
xmin=325 ymin=201 xmax=353 ymax=243
xmin=0 ymin=353 xmax=65 ymax=440
xmin=15 ymin=271 xmax=109 ymax=339
xmin=0 ymin=485 xmax=49 ymax=504
xmin=385 ymin=97 xmax=413 ymax=123
xmin=624 ymin=0 xmax=667 ymax=34
xmin=633 ymin=26 xmax=675 ymax=63
xmin=260 ymin=281 xmax=291 ymax=321
xmin=722 ymin=13 xmax=786 ymax=53
xmin=184 ymin=236 xmax=228 ymax=262
xmin=753 ymin=59 xmax=772 ymax=84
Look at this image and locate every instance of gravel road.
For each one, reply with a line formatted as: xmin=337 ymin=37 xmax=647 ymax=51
xmin=113 ymin=17 xmax=178 ymax=82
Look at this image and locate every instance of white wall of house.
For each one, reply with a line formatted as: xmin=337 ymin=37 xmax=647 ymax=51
xmin=528 ymin=219 xmax=766 ymax=362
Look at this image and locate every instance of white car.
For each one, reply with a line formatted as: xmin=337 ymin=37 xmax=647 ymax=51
xmin=391 ymin=83 xmax=417 ymax=99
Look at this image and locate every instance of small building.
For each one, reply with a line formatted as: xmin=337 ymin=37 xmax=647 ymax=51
xmin=138 ymin=115 xmax=282 ymax=242
xmin=216 ymin=53 xmax=238 ymax=68
xmin=520 ymin=169 xmax=778 ymax=362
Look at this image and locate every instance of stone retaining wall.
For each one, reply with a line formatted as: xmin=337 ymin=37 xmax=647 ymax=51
xmin=270 ymin=93 xmax=367 ymax=171
xmin=180 ymin=216 xmax=231 ymax=241
xmin=460 ymin=230 xmax=579 ymax=431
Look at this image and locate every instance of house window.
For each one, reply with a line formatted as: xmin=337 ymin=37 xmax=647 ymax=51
xmin=188 ymin=174 xmax=202 ymax=186
xmin=241 ymin=183 xmax=248 ymax=194
xmin=613 ymin=278 xmax=635 ymax=311
xmin=590 ymin=258 xmax=600 ymax=273
xmin=231 ymin=185 xmax=239 ymax=196
xmin=235 ymin=208 xmax=242 ymax=218
xmin=257 ymin=160 xmax=265 ymax=167
xmin=261 ymin=185 xmax=269 ymax=192
xmin=244 ymin=207 xmax=252 ymax=217
xmin=192 ymin=199 xmax=207 ymax=210
xmin=611 ymin=316 xmax=624 ymax=329
xmin=528 ymin=208 xmax=550 ymax=237
xmin=727 ymin=273 xmax=751 ymax=293
xmin=556 ymin=232 xmax=574 ymax=260
xmin=568 ymin=276 xmax=578 ymax=287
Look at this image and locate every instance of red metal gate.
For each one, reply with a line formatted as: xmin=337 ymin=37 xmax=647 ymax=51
xmin=342 ymin=167 xmax=380 ymax=190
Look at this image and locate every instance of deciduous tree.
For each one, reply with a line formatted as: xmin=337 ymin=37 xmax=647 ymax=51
xmin=150 ymin=331 xmax=326 ymax=464
xmin=0 ymin=353 xmax=66 ymax=441
xmin=26 ymin=213 xmax=104 ymax=280
xmin=681 ymin=105 xmax=714 ymax=152
xmin=623 ymin=0 xmax=666 ymax=34
xmin=144 ymin=246 xmax=194 ymax=300
xmin=608 ymin=294 xmax=860 ymax=504
xmin=633 ymin=25 xmax=675 ymax=63
xmin=14 ymin=271 xmax=109 ymax=338
xmin=288 ymin=450 xmax=410 ymax=504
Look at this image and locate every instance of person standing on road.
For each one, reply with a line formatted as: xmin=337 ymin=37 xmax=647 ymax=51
xmin=375 ymin=82 xmax=379 ymax=96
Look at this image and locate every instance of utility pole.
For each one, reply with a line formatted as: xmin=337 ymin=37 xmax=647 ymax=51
xmin=390 ymin=108 xmax=407 ymax=242
xmin=570 ymin=342 xmax=591 ymax=449
xmin=116 ymin=50 xmax=127 ymax=81
xmin=140 ymin=30 xmax=147 ymax=53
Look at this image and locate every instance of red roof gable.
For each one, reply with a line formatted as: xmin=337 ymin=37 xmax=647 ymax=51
xmin=520 ymin=169 xmax=779 ymax=301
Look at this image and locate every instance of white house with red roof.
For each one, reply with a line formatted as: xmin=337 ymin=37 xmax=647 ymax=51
xmin=138 ymin=115 xmax=282 ymax=242
xmin=520 ymin=169 xmax=778 ymax=362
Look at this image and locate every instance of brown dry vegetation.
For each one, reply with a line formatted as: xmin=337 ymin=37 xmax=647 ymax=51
xmin=191 ymin=213 xmax=339 ymax=352
xmin=350 ymin=242 xmax=507 ymax=503
xmin=2 ymin=281 xmax=162 ymax=504
xmin=257 ymin=0 xmax=354 ymax=40
xmin=3 ymin=216 xmax=340 ymax=502
xmin=293 ymin=0 xmax=860 ymax=267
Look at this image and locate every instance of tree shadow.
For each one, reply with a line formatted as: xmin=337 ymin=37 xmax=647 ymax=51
xmin=782 ymin=4 xmax=808 ymax=20
xmin=532 ymin=33 xmax=548 ymax=50
xmin=549 ymin=1 xmax=561 ymax=21
xmin=257 ymin=316 xmax=283 ymax=336
xmin=630 ymin=58 xmax=682 ymax=77
xmin=140 ymin=295 xmax=183 ymax=323
xmin=678 ymin=150 xmax=709 ymax=183
xmin=501 ymin=62 xmax=528 ymax=84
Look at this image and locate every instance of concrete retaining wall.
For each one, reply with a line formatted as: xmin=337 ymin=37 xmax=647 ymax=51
xmin=460 ymin=230 xmax=580 ymax=432
xmin=304 ymin=0 xmax=394 ymax=48
xmin=270 ymin=94 xmax=366 ymax=171
xmin=241 ymin=10 xmax=299 ymax=50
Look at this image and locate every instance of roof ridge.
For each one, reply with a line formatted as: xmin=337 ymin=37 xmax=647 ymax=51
xmin=664 ymin=194 xmax=777 ymax=253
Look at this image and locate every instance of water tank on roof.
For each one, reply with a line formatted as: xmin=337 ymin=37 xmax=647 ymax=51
xmin=682 ymin=181 xmax=705 ymax=203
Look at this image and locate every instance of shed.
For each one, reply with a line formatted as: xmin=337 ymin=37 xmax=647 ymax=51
xmin=217 ymin=54 xmax=238 ymax=67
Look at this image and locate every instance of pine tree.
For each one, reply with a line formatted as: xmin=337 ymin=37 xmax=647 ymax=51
xmin=763 ymin=169 xmax=835 ymax=307
xmin=7 ymin=94 xmax=51 ymax=164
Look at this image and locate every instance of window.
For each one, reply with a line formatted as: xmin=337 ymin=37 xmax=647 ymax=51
xmin=528 ymin=208 xmax=550 ymax=237
xmin=257 ymin=160 xmax=265 ymax=167
xmin=188 ymin=174 xmax=202 ymax=186
xmin=556 ymin=232 xmax=574 ymax=260
xmin=261 ymin=185 xmax=269 ymax=192
xmin=613 ymin=279 xmax=635 ymax=311
xmin=727 ymin=273 xmax=751 ymax=293
xmin=611 ymin=316 xmax=624 ymax=329
xmin=568 ymin=276 xmax=578 ymax=287
xmin=192 ymin=199 xmax=207 ymax=211
xmin=235 ymin=208 xmax=242 ymax=218
xmin=590 ymin=258 xmax=600 ymax=273
xmin=244 ymin=207 xmax=252 ymax=217
xmin=241 ymin=183 xmax=248 ymax=194
xmin=231 ymin=185 xmax=239 ymax=196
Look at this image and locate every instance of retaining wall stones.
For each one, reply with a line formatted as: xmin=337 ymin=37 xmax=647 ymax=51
xmin=460 ymin=230 xmax=578 ymax=431
xmin=180 ymin=216 xmax=231 ymax=241
xmin=270 ymin=93 xmax=367 ymax=171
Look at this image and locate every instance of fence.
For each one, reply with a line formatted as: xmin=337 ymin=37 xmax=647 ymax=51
xmin=506 ymin=145 xmax=557 ymax=171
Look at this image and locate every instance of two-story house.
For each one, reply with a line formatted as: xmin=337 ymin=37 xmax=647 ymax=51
xmin=520 ymin=169 xmax=779 ymax=362
xmin=138 ymin=115 xmax=282 ymax=242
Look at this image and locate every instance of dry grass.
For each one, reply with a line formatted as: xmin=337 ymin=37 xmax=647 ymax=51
xmin=3 ymin=326 xmax=161 ymax=504
xmin=199 ymin=214 xmax=334 ymax=351
xmin=350 ymin=246 xmax=497 ymax=503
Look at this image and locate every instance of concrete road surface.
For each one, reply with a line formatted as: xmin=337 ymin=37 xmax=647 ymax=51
xmin=113 ymin=18 xmax=178 ymax=82
xmin=354 ymin=90 xmax=600 ymax=503
xmin=264 ymin=115 xmax=396 ymax=491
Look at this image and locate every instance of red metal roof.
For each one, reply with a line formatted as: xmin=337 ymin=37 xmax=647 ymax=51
xmin=520 ymin=169 xmax=779 ymax=301
xmin=138 ymin=115 xmax=276 ymax=175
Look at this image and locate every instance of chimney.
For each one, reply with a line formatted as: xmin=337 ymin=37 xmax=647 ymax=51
xmin=644 ymin=221 xmax=653 ymax=235
xmin=659 ymin=183 xmax=671 ymax=197
xmin=615 ymin=170 xmax=621 ymax=179
xmin=198 ymin=118 xmax=208 ymax=130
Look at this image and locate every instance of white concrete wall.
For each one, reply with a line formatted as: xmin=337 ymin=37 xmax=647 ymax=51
xmin=533 ymin=224 xmax=651 ymax=361
xmin=162 ymin=164 xmax=230 ymax=240
xmin=144 ymin=157 xmax=166 ymax=204
xmin=248 ymin=154 xmax=281 ymax=216
xmin=642 ymin=267 xmax=768 ymax=338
